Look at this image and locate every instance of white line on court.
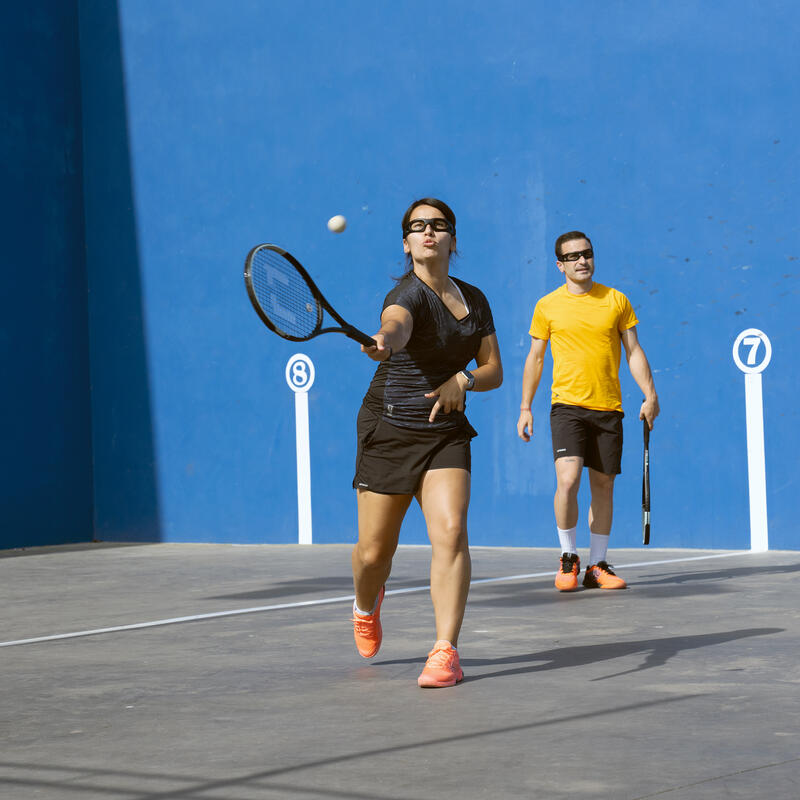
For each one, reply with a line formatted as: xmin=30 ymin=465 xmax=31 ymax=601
xmin=0 ymin=551 xmax=752 ymax=649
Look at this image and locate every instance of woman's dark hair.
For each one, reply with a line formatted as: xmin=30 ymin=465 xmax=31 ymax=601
xmin=398 ymin=197 xmax=458 ymax=274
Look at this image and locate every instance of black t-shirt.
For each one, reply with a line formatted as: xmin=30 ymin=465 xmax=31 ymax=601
xmin=363 ymin=272 xmax=495 ymax=431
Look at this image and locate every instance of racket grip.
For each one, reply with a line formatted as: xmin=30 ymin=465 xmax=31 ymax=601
xmin=345 ymin=326 xmax=378 ymax=348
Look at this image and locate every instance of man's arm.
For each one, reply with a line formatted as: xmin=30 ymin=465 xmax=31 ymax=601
xmin=517 ymin=337 xmax=548 ymax=441
xmin=621 ymin=326 xmax=660 ymax=428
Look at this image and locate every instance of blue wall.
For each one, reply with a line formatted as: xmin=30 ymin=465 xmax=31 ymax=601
xmin=1 ymin=1 xmax=92 ymax=548
xmin=5 ymin=1 xmax=798 ymax=551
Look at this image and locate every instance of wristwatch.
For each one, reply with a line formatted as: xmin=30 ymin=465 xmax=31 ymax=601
xmin=459 ymin=369 xmax=475 ymax=390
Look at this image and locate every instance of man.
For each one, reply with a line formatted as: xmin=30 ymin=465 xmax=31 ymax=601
xmin=517 ymin=231 xmax=659 ymax=590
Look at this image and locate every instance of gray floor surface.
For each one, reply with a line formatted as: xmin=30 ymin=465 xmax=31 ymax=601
xmin=1 ymin=543 xmax=798 ymax=799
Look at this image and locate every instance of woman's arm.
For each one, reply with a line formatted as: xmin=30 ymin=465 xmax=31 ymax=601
xmin=361 ymin=304 xmax=413 ymax=362
xmin=426 ymin=333 xmax=503 ymax=423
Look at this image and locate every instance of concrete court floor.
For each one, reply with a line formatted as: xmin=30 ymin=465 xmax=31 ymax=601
xmin=1 ymin=542 xmax=798 ymax=800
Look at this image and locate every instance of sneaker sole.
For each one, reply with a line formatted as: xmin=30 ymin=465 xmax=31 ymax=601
xmin=583 ymin=582 xmax=627 ymax=590
xmin=555 ymin=581 xmax=579 ymax=592
xmin=417 ymin=671 xmax=464 ymax=688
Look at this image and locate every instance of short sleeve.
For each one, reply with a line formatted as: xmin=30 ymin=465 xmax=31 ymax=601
xmin=470 ymin=286 xmax=495 ymax=338
xmin=382 ymin=276 xmax=424 ymax=318
xmin=530 ymin=299 xmax=550 ymax=340
xmin=616 ymin=292 xmax=639 ymax=331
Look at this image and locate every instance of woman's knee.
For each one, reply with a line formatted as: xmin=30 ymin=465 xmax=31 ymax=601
xmin=355 ymin=539 xmax=395 ymax=569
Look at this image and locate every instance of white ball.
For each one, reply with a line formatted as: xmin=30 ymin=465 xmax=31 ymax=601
xmin=327 ymin=214 xmax=347 ymax=233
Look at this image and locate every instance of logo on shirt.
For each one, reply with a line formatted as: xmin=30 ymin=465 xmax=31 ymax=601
xmin=386 ymin=404 xmax=394 ymax=416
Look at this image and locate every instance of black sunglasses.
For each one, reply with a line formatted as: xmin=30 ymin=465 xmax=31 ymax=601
xmin=403 ymin=218 xmax=455 ymax=235
xmin=559 ymin=248 xmax=594 ymax=262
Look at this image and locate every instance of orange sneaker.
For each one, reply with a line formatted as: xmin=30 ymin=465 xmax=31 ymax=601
xmin=352 ymin=586 xmax=385 ymax=658
xmin=555 ymin=552 xmax=580 ymax=591
xmin=417 ymin=640 xmax=463 ymax=688
xmin=583 ymin=561 xmax=627 ymax=589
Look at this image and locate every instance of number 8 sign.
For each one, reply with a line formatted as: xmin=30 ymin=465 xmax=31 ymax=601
xmin=285 ymin=353 xmax=315 ymax=392
xmin=286 ymin=354 xmax=315 ymax=544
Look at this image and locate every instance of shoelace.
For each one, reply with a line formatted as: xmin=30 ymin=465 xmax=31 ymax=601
xmin=561 ymin=554 xmax=578 ymax=572
xmin=352 ymin=614 xmax=377 ymax=635
xmin=426 ymin=646 xmax=455 ymax=668
xmin=595 ymin=561 xmax=617 ymax=575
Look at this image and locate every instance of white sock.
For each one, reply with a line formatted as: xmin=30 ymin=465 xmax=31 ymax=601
xmin=353 ymin=592 xmax=380 ymax=617
xmin=589 ymin=533 xmax=610 ymax=565
xmin=557 ymin=526 xmax=577 ymax=555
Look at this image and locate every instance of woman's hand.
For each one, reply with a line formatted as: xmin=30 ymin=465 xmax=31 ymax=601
xmin=425 ymin=373 xmax=469 ymax=423
xmin=361 ymin=333 xmax=392 ymax=362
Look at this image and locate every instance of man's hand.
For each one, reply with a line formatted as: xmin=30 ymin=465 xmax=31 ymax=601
xmin=517 ymin=409 xmax=533 ymax=441
xmin=639 ymin=395 xmax=660 ymax=430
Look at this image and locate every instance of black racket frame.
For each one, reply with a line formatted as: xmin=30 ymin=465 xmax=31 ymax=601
xmin=244 ymin=243 xmax=375 ymax=347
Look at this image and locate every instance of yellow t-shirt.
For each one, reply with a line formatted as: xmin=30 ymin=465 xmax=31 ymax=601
xmin=530 ymin=283 xmax=638 ymax=412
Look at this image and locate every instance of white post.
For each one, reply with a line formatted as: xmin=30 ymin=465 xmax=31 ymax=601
xmin=285 ymin=354 xmax=315 ymax=545
xmin=732 ymin=329 xmax=772 ymax=552
xmin=743 ymin=373 xmax=768 ymax=552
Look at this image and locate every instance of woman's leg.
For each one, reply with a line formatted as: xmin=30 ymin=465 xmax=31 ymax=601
xmin=352 ymin=489 xmax=412 ymax=611
xmin=415 ymin=468 xmax=471 ymax=646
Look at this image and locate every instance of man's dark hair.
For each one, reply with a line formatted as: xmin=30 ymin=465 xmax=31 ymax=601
xmin=555 ymin=231 xmax=592 ymax=259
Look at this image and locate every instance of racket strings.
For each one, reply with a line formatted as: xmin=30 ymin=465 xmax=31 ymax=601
xmin=250 ymin=249 xmax=321 ymax=338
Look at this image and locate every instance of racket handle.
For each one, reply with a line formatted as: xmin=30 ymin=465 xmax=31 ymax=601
xmin=344 ymin=326 xmax=378 ymax=348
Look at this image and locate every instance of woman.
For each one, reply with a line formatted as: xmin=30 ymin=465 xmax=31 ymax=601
xmin=351 ymin=197 xmax=503 ymax=688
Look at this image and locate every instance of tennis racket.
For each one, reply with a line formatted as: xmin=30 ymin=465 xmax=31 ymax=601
xmin=244 ymin=244 xmax=376 ymax=347
xmin=642 ymin=419 xmax=651 ymax=545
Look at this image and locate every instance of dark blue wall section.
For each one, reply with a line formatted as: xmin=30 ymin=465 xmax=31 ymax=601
xmin=4 ymin=1 xmax=798 ymax=551
xmin=0 ymin=1 xmax=92 ymax=548
xmin=78 ymin=1 xmax=162 ymax=542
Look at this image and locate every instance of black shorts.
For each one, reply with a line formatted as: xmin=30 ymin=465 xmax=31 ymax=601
xmin=353 ymin=405 xmax=475 ymax=495
xmin=550 ymin=403 xmax=624 ymax=475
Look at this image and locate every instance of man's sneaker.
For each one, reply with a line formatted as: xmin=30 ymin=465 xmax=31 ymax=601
xmin=417 ymin=640 xmax=463 ymax=688
xmin=352 ymin=586 xmax=385 ymax=658
xmin=555 ymin=552 xmax=581 ymax=591
xmin=583 ymin=561 xmax=627 ymax=589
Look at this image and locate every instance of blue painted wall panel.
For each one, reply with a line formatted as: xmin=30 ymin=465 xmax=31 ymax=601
xmin=81 ymin=0 xmax=796 ymax=550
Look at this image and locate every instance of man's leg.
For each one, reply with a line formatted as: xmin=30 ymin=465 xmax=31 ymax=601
xmin=554 ymin=456 xmax=584 ymax=590
xmin=584 ymin=468 xmax=626 ymax=589
xmin=554 ymin=456 xmax=583 ymax=529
